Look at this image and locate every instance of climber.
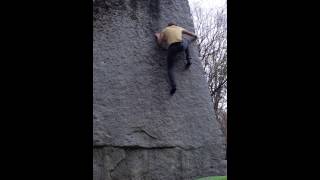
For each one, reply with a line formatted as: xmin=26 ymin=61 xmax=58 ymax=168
xmin=154 ymin=22 xmax=197 ymax=95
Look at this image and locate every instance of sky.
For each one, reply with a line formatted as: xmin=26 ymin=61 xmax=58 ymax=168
xmin=188 ymin=0 xmax=226 ymax=10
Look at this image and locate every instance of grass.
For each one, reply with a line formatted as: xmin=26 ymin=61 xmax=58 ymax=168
xmin=195 ymin=176 xmax=227 ymax=180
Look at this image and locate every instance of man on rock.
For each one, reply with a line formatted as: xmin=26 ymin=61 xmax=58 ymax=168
xmin=155 ymin=22 xmax=197 ymax=95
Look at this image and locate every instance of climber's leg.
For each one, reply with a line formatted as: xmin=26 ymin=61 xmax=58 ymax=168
xmin=183 ymin=39 xmax=192 ymax=69
xmin=167 ymin=52 xmax=177 ymax=89
xmin=185 ymin=48 xmax=191 ymax=69
xmin=167 ymin=45 xmax=179 ymax=94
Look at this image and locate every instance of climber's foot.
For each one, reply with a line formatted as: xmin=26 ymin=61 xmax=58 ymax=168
xmin=185 ymin=62 xmax=192 ymax=69
xmin=170 ymin=87 xmax=176 ymax=95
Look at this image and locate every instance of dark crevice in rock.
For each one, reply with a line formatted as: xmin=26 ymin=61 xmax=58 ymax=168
xmin=129 ymin=0 xmax=138 ymax=21
xmin=148 ymin=0 xmax=160 ymax=20
xmin=147 ymin=0 xmax=160 ymax=32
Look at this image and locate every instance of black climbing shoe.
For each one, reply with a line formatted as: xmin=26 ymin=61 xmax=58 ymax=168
xmin=185 ymin=62 xmax=192 ymax=69
xmin=170 ymin=87 xmax=176 ymax=95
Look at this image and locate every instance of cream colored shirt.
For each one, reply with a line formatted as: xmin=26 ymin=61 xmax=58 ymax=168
xmin=161 ymin=25 xmax=186 ymax=46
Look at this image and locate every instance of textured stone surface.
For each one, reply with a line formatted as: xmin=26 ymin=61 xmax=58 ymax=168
xmin=93 ymin=0 xmax=226 ymax=179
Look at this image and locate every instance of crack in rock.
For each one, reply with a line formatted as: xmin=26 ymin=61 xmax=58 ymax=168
xmin=131 ymin=128 xmax=159 ymax=140
xmin=94 ymin=144 xmax=176 ymax=150
xmin=109 ymin=152 xmax=126 ymax=174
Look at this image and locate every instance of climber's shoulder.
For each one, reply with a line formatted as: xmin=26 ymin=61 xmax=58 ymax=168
xmin=176 ymin=26 xmax=186 ymax=31
xmin=161 ymin=26 xmax=185 ymax=34
xmin=161 ymin=26 xmax=170 ymax=33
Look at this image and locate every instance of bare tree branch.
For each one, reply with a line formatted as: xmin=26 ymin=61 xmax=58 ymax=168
xmin=191 ymin=3 xmax=227 ymax=144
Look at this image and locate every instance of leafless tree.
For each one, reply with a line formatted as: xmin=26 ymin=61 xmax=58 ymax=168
xmin=191 ymin=2 xmax=227 ymax=141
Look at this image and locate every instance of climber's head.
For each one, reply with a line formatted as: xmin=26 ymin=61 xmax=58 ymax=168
xmin=167 ymin=22 xmax=176 ymax=26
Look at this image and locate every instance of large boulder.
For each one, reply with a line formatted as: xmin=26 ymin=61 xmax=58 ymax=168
xmin=93 ymin=0 xmax=226 ymax=179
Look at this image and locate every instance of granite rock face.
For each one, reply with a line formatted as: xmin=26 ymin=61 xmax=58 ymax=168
xmin=93 ymin=0 xmax=226 ymax=179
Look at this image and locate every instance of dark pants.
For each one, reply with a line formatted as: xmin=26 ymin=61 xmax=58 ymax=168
xmin=167 ymin=40 xmax=191 ymax=89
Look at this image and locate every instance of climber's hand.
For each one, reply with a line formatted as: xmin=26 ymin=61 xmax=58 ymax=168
xmin=192 ymin=35 xmax=198 ymax=41
xmin=154 ymin=32 xmax=164 ymax=47
xmin=154 ymin=32 xmax=160 ymax=39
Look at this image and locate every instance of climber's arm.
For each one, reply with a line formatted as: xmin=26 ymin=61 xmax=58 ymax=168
xmin=182 ymin=29 xmax=198 ymax=39
xmin=154 ymin=32 xmax=166 ymax=49
xmin=155 ymin=32 xmax=165 ymax=45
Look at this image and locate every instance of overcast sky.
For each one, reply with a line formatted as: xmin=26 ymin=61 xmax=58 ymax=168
xmin=188 ymin=0 xmax=226 ymax=10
